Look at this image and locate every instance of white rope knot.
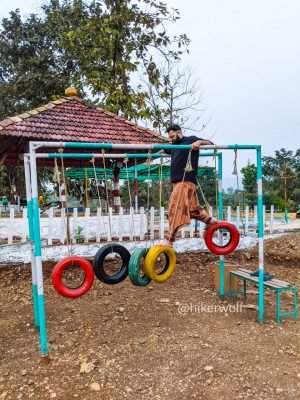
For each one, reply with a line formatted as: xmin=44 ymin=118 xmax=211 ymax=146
xmin=232 ymin=149 xmax=238 ymax=175
xmin=184 ymin=149 xmax=193 ymax=172
xmin=146 ymin=152 xmax=152 ymax=167
xmin=52 ymin=157 xmax=60 ymax=183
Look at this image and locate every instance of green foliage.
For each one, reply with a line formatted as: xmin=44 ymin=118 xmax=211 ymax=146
xmin=237 ymin=148 xmax=300 ymax=211
xmin=0 ymin=165 xmax=53 ymax=201
xmin=0 ymin=1 xmax=189 ymax=121
xmin=75 ymin=225 xmax=84 ymax=243
xmin=0 ymin=10 xmax=74 ymax=119
xmin=196 ymin=172 xmax=218 ymax=209
xmin=240 ymin=163 xmax=257 ymax=208
xmin=42 ymin=0 xmax=190 ymax=120
xmin=262 ymin=148 xmax=300 ymax=210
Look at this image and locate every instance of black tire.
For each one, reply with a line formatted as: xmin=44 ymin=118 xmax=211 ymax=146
xmin=93 ymin=244 xmax=130 ymax=284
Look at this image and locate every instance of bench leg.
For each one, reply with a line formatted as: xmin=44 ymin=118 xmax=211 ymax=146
xmin=243 ymin=280 xmax=247 ymax=303
xmin=276 ymin=290 xmax=281 ymax=324
xmin=293 ymin=288 xmax=298 ymax=321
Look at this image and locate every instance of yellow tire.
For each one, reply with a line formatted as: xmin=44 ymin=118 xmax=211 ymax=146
xmin=144 ymin=245 xmax=176 ymax=283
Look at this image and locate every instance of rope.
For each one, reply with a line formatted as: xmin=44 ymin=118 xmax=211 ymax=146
xmin=159 ymin=157 xmax=163 ymax=210
xmin=90 ymin=157 xmax=107 ymax=237
xmin=58 ymin=149 xmax=72 ymax=257
xmin=101 ymin=149 xmax=113 ymax=242
xmin=232 ymin=149 xmax=246 ymax=235
xmin=214 ymin=150 xmax=218 ymax=214
xmin=124 ymin=154 xmax=137 ymax=244
xmin=145 ymin=152 xmax=153 ymax=248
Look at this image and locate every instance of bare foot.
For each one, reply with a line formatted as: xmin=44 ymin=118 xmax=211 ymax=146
xmin=156 ymin=240 xmax=173 ymax=247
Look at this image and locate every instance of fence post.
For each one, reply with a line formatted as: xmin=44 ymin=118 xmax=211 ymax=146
xmin=160 ymin=207 xmax=165 ymax=240
xmin=48 ymin=208 xmax=53 ymax=246
xmin=139 ymin=207 xmax=145 ymax=240
xmin=22 ymin=208 xmax=28 ymax=243
xmin=72 ymin=208 xmax=78 ymax=244
xmin=8 ymin=208 xmax=14 ymax=244
xmin=236 ymin=206 xmax=240 ymax=229
xmin=129 ymin=207 xmax=134 ymax=241
xmin=190 ymin=220 xmax=194 ymax=238
xmin=60 ymin=208 xmax=66 ymax=244
xmin=227 ymin=206 xmax=231 ymax=223
xmin=118 ymin=207 xmax=123 ymax=242
xmin=245 ymin=205 xmax=249 ymax=234
xmin=270 ymin=205 xmax=274 ymax=234
xmin=150 ymin=207 xmax=154 ymax=240
xmin=254 ymin=205 xmax=258 ymax=232
xmin=84 ymin=208 xmax=90 ymax=243
xmin=108 ymin=207 xmax=113 ymax=242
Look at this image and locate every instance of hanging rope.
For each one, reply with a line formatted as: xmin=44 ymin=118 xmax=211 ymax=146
xmin=90 ymin=157 xmax=107 ymax=237
xmin=159 ymin=157 xmax=163 ymax=210
xmin=232 ymin=149 xmax=246 ymax=235
xmin=124 ymin=154 xmax=137 ymax=244
xmin=213 ymin=150 xmax=218 ymax=214
xmin=58 ymin=149 xmax=72 ymax=256
xmin=146 ymin=151 xmax=152 ymax=211
xmin=101 ymin=149 xmax=113 ymax=241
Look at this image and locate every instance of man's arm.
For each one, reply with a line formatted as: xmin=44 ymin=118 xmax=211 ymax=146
xmin=191 ymin=138 xmax=214 ymax=151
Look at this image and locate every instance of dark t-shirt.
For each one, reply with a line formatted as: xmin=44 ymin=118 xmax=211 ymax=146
xmin=166 ymin=136 xmax=204 ymax=184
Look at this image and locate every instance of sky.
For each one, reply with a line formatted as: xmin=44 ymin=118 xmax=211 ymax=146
xmin=1 ymin=0 xmax=300 ymax=185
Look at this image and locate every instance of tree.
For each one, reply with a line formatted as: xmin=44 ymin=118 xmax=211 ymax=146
xmin=241 ymin=162 xmax=257 ymax=208
xmin=0 ymin=10 xmax=75 ymax=119
xmin=263 ymin=148 xmax=300 ymax=211
xmin=42 ymin=0 xmax=190 ymax=120
xmin=142 ymin=61 xmax=208 ymax=134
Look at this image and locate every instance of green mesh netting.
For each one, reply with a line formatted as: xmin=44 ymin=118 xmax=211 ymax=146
xmin=65 ymin=164 xmax=215 ymax=181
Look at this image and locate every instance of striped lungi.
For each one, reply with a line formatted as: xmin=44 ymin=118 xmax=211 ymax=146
xmin=167 ymin=181 xmax=211 ymax=242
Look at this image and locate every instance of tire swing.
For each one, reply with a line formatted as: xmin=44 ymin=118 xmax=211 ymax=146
xmin=129 ymin=155 xmax=171 ymax=285
xmin=52 ymin=256 xmax=94 ymax=298
xmin=51 ymin=156 xmax=94 ymax=298
xmin=204 ymin=221 xmax=239 ymax=255
xmin=128 ymin=247 xmax=151 ymax=286
xmin=144 ymin=245 xmax=176 ymax=283
xmin=91 ymin=154 xmax=130 ymax=284
xmin=93 ymin=243 xmax=130 ymax=284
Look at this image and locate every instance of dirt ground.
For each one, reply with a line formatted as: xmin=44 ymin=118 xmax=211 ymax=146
xmin=0 ymin=232 xmax=299 ymax=400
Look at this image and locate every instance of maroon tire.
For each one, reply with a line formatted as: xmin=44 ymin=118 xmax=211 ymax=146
xmin=52 ymin=256 xmax=94 ymax=298
xmin=204 ymin=221 xmax=240 ymax=255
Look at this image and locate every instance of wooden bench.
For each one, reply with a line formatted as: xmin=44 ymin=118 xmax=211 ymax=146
xmin=229 ymin=268 xmax=298 ymax=324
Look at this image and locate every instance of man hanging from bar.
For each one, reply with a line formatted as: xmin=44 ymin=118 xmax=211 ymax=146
xmin=160 ymin=124 xmax=218 ymax=247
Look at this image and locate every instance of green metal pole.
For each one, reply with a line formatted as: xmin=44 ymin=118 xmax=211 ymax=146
xmin=24 ymin=155 xmax=39 ymax=329
xmin=256 ymin=146 xmax=264 ymax=324
xmin=29 ymin=146 xmax=49 ymax=356
xmin=217 ymin=154 xmax=225 ymax=297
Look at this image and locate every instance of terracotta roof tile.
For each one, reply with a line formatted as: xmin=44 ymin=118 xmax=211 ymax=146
xmin=0 ymin=119 xmax=14 ymax=127
xmin=0 ymin=97 xmax=167 ymax=145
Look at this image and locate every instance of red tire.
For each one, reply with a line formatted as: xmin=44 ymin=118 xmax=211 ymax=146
xmin=52 ymin=256 xmax=94 ymax=298
xmin=204 ymin=221 xmax=240 ymax=255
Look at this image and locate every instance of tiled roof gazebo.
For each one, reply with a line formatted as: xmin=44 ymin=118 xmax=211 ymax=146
xmin=0 ymin=89 xmax=167 ymax=167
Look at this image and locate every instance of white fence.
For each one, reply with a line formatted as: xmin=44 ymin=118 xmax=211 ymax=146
xmin=0 ymin=205 xmax=287 ymax=246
